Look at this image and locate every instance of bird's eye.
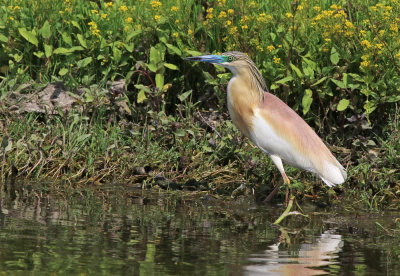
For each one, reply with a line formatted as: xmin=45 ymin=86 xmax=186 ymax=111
xmin=228 ymin=56 xmax=235 ymax=62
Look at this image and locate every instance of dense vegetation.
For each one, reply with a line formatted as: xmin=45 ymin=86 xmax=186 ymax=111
xmin=1 ymin=0 xmax=399 ymax=209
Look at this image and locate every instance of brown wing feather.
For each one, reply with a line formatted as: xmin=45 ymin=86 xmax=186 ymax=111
xmin=259 ymin=92 xmax=342 ymax=179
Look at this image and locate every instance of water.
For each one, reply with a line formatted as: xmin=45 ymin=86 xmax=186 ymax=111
xmin=0 ymin=181 xmax=399 ymax=275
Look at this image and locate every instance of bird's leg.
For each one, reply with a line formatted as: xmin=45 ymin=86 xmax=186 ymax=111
xmin=264 ymin=155 xmax=291 ymax=203
xmin=282 ymin=172 xmax=291 ymax=207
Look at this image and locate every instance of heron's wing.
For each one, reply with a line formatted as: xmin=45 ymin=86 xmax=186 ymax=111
xmin=250 ymin=92 xmax=346 ymax=185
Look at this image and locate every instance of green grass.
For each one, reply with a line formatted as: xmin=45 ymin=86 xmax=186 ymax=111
xmin=1 ymin=0 xmax=400 ymax=209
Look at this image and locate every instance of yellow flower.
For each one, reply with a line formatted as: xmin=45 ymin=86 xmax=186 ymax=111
xmin=206 ymin=8 xmax=213 ymax=19
xmin=14 ymin=5 xmax=21 ymax=11
xmin=65 ymin=7 xmax=72 ymax=13
xmin=395 ymin=52 xmax=400 ymax=60
xmin=106 ymin=2 xmax=113 ymax=7
xmin=273 ymin=57 xmax=280 ymax=64
xmin=241 ymin=24 xmax=248 ymax=30
xmin=8 ymin=16 xmax=14 ymax=21
xmin=150 ymin=1 xmax=162 ymax=8
xmin=154 ymin=15 xmax=161 ymax=21
xmin=325 ymin=38 xmax=331 ymax=43
xmin=257 ymin=13 xmax=268 ymax=23
xmin=101 ymin=13 xmax=107 ymax=19
xmin=171 ymin=6 xmax=179 ymax=12
xmin=313 ymin=6 xmax=321 ymax=12
xmin=266 ymin=45 xmax=275 ymax=52
xmin=218 ymin=11 xmax=227 ymax=19
xmin=297 ymin=5 xmax=303 ymax=10
xmin=240 ymin=16 xmax=249 ymax=23
xmin=91 ymin=9 xmax=98 ymax=14
xmin=360 ymin=60 xmax=370 ymax=68
xmin=227 ymin=9 xmax=234 ymax=15
xmin=361 ymin=40 xmax=371 ymax=48
xmin=119 ymin=5 xmax=128 ymax=12
xmin=172 ymin=32 xmax=179 ymax=38
xmin=285 ymin=12 xmax=293 ymax=18
xmin=175 ymin=19 xmax=180 ymax=24
xmin=330 ymin=4 xmax=339 ymax=9
xmin=125 ymin=17 xmax=133 ymax=23
xmin=188 ymin=29 xmax=193 ymax=35
xmin=124 ymin=26 xmax=130 ymax=32
xmin=229 ymin=26 xmax=238 ymax=34
xmin=225 ymin=20 xmax=232 ymax=26
xmin=379 ymin=30 xmax=386 ymax=36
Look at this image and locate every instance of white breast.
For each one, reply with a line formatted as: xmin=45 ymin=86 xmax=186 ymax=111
xmin=249 ymin=108 xmax=315 ymax=173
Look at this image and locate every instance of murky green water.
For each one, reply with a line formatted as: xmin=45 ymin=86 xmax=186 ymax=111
xmin=0 ymin=181 xmax=399 ymax=275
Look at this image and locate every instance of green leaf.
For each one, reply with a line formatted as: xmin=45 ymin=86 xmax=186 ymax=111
xmin=62 ymin=32 xmax=72 ymax=46
xmin=275 ymin=75 xmax=293 ymax=84
xmin=69 ymin=46 xmax=84 ymax=52
xmin=77 ymin=34 xmax=87 ymax=48
xmin=330 ymin=47 xmax=340 ymax=65
xmin=155 ymin=73 xmax=164 ymax=90
xmin=59 ymin=68 xmax=68 ymax=76
xmin=164 ymin=63 xmax=178 ymax=70
xmin=0 ymin=33 xmax=8 ymax=43
xmin=18 ymin=28 xmax=38 ymax=47
xmin=33 ymin=51 xmax=44 ymax=58
xmin=126 ymin=30 xmax=142 ymax=42
xmin=290 ymin=63 xmax=303 ymax=78
xmin=337 ymin=99 xmax=350 ymax=111
xmin=124 ymin=43 xmax=134 ymax=52
xmin=178 ymin=90 xmax=192 ymax=102
xmin=150 ymin=46 xmax=161 ymax=64
xmin=270 ymin=84 xmax=279 ymax=90
xmin=185 ymin=50 xmax=202 ymax=57
xmin=137 ymin=90 xmax=147 ymax=103
xmin=302 ymin=89 xmax=313 ymax=115
xmin=71 ymin=21 xmax=81 ymax=31
xmin=13 ymin=53 xmax=23 ymax=62
xmin=165 ymin=43 xmax=181 ymax=56
xmin=343 ymin=73 xmax=348 ymax=87
xmin=53 ymin=47 xmax=72 ymax=55
xmin=331 ymin=79 xmax=346 ymax=89
xmin=40 ymin=20 xmax=51 ymax=39
xmin=44 ymin=44 xmax=52 ymax=57
xmin=113 ymin=47 xmax=121 ymax=63
xmin=311 ymin=76 xmax=327 ymax=87
xmin=146 ymin=63 xmax=157 ymax=72
xmin=134 ymin=84 xmax=151 ymax=92
xmin=77 ymin=57 xmax=92 ymax=68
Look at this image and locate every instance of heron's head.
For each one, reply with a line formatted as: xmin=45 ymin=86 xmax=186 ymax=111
xmin=185 ymin=51 xmax=252 ymax=75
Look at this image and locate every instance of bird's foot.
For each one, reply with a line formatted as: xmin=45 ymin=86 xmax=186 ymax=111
xmin=273 ymin=195 xmax=309 ymax=225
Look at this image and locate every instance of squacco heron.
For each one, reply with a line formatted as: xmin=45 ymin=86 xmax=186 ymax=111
xmin=186 ymin=51 xmax=347 ymax=201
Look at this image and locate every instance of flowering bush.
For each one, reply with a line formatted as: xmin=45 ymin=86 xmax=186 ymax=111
xmin=1 ymin=0 xmax=399 ymax=129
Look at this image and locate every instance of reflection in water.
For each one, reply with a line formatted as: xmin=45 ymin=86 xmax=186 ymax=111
xmin=0 ymin=181 xmax=399 ymax=275
xmin=245 ymin=230 xmax=343 ymax=275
